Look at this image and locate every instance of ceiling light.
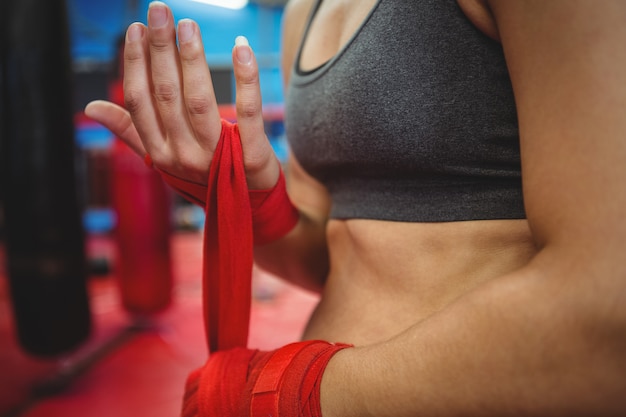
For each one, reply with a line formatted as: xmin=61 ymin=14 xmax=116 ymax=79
xmin=189 ymin=0 xmax=248 ymax=10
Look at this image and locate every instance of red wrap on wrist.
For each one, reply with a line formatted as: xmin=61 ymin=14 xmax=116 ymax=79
xmin=144 ymin=120 xmax=339 ymax=416
xmin=153 ymin=120 xmax=299 ymax=245
xmin=181 ymin=341 xmax=352 ymax=417
xmin=248 ymin=172 xmax=299 ymax=245
xmin=157 ymin=167 xmax=207 ymax=207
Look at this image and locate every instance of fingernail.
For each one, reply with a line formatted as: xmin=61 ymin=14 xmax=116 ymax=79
xmin=234 ymin=36 xmax=251 ymax=64
xmin=148 ymin=2 xmax=168 ymax=28
xmin=127 ymin=23 xmax=144 ymax=42
xmin=178 ymin=19 xmax=195 ymax=43
xmin=235 ymin=36 xmax=249 ymax=47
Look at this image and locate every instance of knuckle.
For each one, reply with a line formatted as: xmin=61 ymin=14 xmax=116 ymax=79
xmin=245 ymin=156 xmax=265 ymax=175
xmin=180 ymin=46 xmax=204 ymax=65
xmin=124 ymin=49 xmax=144 ymax=64
xmin=244 ymin=144 xmax=273 ymax=175
xmin=238 ymin=72 xmax=259 ymax=88
xmin=149 ymin=145 xmax=172 ymax=168
xmin=123 ymin=88 xmax=145 ymax=114
xmin=186 ymin=95 xmax=214 ymax=115
xmin=236 ymin=98 xmax=259 ymax=119
xmin=153 ymin=81 xmax=179 ymax=104
xmin=150 ymin=39 xmax=171 ymax=54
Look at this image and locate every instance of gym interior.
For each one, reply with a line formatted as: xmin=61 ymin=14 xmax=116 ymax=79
xmin=0 ymin=0 xmax=315 ymax=416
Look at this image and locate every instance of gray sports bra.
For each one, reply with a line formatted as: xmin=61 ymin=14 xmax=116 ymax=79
xmin=285 ymin=0 xmax=526 ymax=222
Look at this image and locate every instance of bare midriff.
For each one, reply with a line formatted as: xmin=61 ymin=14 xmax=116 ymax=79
xmin=302 ymin=219 xmax=538 ymax=346
xmin=292 ymin=0 xmax=527 ymax=346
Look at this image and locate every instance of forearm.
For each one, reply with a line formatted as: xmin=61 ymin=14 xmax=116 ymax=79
xmin=253 ymin=152 xmax=332 ymax=293
xmin=254 ymin=210 xmax=329 ymax=293
xmin=322 ymin=249 xmax=626 ymax=416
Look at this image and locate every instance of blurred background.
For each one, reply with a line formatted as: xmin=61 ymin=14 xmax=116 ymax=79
xmin=0 ymin=1 xmax=319 ymax=416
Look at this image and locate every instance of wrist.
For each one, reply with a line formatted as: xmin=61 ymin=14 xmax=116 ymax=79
xmin=249 ymin=168 xmax=299 ymax=245
xmin=182 ymin=341 xmax=353 ymax=417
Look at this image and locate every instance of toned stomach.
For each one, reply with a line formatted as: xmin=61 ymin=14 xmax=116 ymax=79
xmin=301 ymin=218 xmax=538 ymax=346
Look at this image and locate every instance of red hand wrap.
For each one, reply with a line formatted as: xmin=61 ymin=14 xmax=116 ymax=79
xmin=153 ymin=120 xmax=299 ymax=245
xmin=181 ymin=341 xmax=352 ymax=417
xmin=248 ymin=172 xmax=299 ymax=245
xmin=145 ymin=120 xmax=346 ymax=416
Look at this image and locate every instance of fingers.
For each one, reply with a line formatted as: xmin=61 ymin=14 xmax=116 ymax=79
xmin=95 ymin=2 xmax=275 ymax=189
xmin=145 ymin=2 xmax=195 ymax=155
xmin=125 ymin=2 xmax=220 ymax=180
xmin=84 ymin=100 xmax=146 ymax=156
xmin=123 ymin=22 xmax=164 ymax=155
xmin=232 ymin=36 xmax=279 ymax=189
xmin=233 ymin=36 xmax=266 ymax=148
xmin=177 ymin=19 xmax=222 ymax=148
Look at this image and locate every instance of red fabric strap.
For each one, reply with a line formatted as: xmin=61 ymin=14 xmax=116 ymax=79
xmin=181 ymin=341 xmax=352 ymax=417
xmin=156 ymin=166 xmax=207 ymax=207
xmin=250 ymin=341 xmax=352 ymax=417
xmin=249 ymin=172 xmax=299 ymax=245
xmin=149 ymin=120 xmax=298 ymax=350
xmin=156 ymin=120 xmax=346 ymax=416
xmin=203 ymin=120 xmax=252 ymax=351
xmin=153 ymin=125 xmax=298 ymax=245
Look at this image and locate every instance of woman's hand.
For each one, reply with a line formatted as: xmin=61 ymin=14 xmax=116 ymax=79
xmin=84 ymin=1 xmax=279 ymax=190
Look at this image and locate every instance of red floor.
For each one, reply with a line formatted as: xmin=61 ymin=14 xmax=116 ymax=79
xmin=0 ymin=232 xmax=319 ymax=417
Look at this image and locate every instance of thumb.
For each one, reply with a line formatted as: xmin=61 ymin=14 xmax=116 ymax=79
xmin=232 ymin=36 xmax=279 ymax=190
xmin=84 ymin=100 xmax=146 ymax=156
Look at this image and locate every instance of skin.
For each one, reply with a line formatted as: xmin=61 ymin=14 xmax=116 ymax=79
xmin=85 ymin=0 xmax=626 ymax=415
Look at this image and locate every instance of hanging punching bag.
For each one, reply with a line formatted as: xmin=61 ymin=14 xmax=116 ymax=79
xmin=0 ymin=0 xmax=91 ymax=357
xmin=110 ymin=140 xmax=174 ymax=315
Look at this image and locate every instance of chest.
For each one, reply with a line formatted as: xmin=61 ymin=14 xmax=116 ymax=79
xmin=288 ymin=0 xmax=519 ymax=182
xmin=298 ymin=0 xmax=379 ymax=72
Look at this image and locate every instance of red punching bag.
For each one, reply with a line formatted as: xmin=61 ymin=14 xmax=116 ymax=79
xmin=110 ymin=138 xmax=174 ymax=315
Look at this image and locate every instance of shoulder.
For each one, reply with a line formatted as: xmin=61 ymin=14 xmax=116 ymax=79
xmin=282 ymin=0 xmax=316 ymax=47
xmin=483 ymin=1 xmax=626 ymax=248
xmin=281 ymin=0 xmax=317 ymax=84
xmin=283 ymin=0 xmax=316 ymax=22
